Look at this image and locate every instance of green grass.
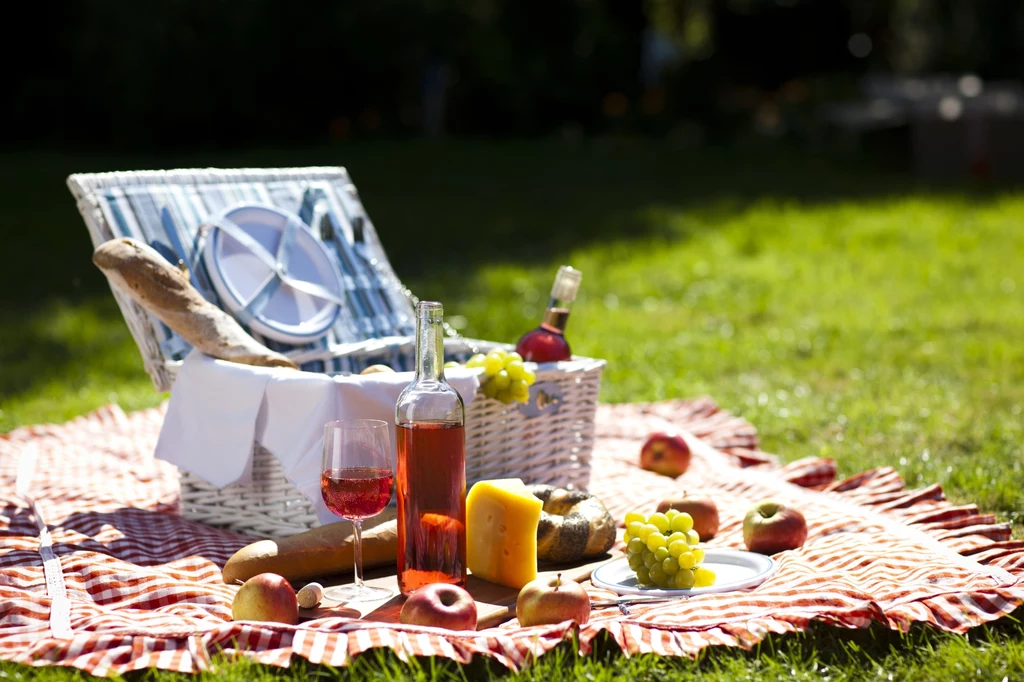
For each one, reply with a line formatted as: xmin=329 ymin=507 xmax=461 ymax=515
xmin=4 ymin=621 xmax=1024 ymax=681
xmin=1 ymin=140 xmax=1023 ymax=679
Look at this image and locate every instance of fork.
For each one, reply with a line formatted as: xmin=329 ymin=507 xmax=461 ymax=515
xmin=590 ymin=595 xmax=688 ymax=616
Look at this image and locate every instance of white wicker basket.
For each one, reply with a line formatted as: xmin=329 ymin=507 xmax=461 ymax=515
xmin=180 ymin=347 xmax=603 ymax=537
xmin=177 ymin=336 xmax=603 ymax=537
xmin=67 ymin=167 xmax=604 ymax=538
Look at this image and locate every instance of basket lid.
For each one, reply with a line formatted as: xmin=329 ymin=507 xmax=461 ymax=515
xmin=203 ymin=204 xmax=344 ymax=344
xmin=68 ymin=166 xmax=420 ymax=388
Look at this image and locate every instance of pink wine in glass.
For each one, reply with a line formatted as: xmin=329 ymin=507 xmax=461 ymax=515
xmin=515 ymin=265 xmax=582 ymax=363
xmin=321 ymin=467 xmax=395 ymax=520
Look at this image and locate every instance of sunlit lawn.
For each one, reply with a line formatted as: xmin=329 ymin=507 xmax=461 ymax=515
xmin=1 ymin=140 xmax=1023 ymax=680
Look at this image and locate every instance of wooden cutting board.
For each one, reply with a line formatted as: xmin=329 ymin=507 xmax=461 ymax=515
xmin=301 ymin=548 xmax=623 ymax=629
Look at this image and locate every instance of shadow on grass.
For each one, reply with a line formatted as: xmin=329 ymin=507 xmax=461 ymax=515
xmin=5 ymin=138 xmax=1017 ymax=310
xmin=0 ymin=296 xmax=147 ymax=410
xmin=5 ymin=138 xmax=1020 ymax=414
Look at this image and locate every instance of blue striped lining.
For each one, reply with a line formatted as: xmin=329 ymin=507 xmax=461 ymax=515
xmin=95 ymin=173 xmax=417 ymax=374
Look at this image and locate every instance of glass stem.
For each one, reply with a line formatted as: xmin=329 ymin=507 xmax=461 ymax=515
xmin=352 ymin=519 xmax=364 ymax=588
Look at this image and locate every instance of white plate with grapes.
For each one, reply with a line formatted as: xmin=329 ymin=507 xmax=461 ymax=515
xmin=592 ymin=510 xmax=776 ymax=596
xmin=592 ymin=549 xmax=776 ymax=597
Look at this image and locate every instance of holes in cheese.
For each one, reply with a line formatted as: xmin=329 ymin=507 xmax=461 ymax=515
xmin=466 ymin=478 xmax=543 ymax=589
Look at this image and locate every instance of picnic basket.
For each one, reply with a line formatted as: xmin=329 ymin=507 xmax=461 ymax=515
xmin=67 ymin=167 xmax=604 ymax=537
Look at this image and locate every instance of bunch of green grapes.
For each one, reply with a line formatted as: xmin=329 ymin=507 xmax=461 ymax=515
xmin=466 ymin=350 xmax=537 ymax=404
xmin=622 ymin=510 xmax=716 ymax=589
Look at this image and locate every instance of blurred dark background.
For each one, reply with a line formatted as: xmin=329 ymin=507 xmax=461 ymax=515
xmin=7 ymin=0 xmax=1024 ymax=151
xmin=3 ymin=0 xmax=1024 ymax=310
xmin=3 ymin=0 xmax=1024 ymax=427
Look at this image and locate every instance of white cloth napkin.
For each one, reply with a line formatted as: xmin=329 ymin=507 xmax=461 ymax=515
xmin=155 ymin=351 xmax=480 ymax=525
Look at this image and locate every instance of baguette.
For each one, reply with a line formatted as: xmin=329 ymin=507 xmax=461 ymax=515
xmin=92 ymin=237 xmax=297 ymax=369
xmin=222 ymin=511 xmax=398 ymax=584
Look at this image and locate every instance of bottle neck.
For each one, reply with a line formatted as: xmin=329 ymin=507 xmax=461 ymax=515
xmin=541 ymin=296 xmax=573 ymax=333
xmin=415 ymin=313 xmax=445 ymax=380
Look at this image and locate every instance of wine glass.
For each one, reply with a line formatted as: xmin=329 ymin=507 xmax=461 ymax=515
xmin=320 ymin=419 xmax=395 ymax=602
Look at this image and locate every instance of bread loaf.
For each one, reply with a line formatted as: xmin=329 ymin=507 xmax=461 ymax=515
xmin=93 ymin=238 xmax=297 ymax=369
xmin=527 ymin=485 xmax=616 ymax=563
xmin=222 ymin=512 xmax=398 ymax=584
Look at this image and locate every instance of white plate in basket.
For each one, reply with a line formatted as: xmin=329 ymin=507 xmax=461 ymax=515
xmin=591 ymin=548 xmax=776 ymax=597
xmin=204 ymin=204 xmax=344 ymax=345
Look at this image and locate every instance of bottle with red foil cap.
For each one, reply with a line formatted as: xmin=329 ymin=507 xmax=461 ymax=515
xmin=515 ymin=266 xmax=581 ymax=363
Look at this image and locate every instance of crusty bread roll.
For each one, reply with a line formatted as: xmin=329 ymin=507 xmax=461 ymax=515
xmin=527 ymin=485 xmax=616 ymax=563
xmin=93 ymin=238 xmax=297 ymax=369
xmin=222 ymin=512 xmax=397 ymax=584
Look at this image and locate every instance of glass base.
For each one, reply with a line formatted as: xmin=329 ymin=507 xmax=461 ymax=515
xmin=324 ymin=583 xmax=394 ymax=604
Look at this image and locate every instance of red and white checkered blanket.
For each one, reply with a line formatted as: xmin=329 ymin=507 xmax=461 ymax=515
xmin=2 ymin=400 xmax=1022 ymax=676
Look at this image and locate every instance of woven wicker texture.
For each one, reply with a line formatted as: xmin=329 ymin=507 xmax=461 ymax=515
xmin=67 ymin=167 xmax=417 ymax=389
xmin=178 ymin=353 xmax=603 ymax=538
xmin=68 ymin=167 xmax=605 ymax=538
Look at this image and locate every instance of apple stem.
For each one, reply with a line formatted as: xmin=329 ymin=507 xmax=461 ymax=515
xmin=555 ymin=573 xmax=562 ymax=590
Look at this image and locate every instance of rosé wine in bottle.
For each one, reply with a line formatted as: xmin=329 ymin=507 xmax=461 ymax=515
xmin=395 ymin=302 xmax=467 ymax=594
xmin=515 ymin=265 xmax=581 ymax=363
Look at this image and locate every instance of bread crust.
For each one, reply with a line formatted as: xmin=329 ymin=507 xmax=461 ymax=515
xmin=528 ymin=484 xmax=616 ymax=563
xmin=93 ymin=238 xmax=297 ymax=369
xmin=222 ymin=514 xmax=398 ymax=583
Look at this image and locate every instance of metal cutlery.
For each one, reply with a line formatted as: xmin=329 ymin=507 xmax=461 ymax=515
xmin=590 ymin=594 xmax=687 ymax=615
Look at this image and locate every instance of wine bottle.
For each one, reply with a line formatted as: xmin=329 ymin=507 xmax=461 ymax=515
xmin=395 ymin=301 xmax=467 ymax=594
xmin=515 ymin=265 xmax=582 ymax=363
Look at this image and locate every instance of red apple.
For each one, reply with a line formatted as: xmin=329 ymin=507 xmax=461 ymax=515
xmin=516 ymin=573 xmax=591 ymax=627
xmin=743 ymin=500 xmax=807 ymax=554
xmin=400 ymin=583 xmax=478 ymax=631
xmin=231 ymin=573 xmax=299 ymax=624
xmin=639 ymin=432 xmax=691 ymax=478
xmin=656 ymin=495 xmax=720 ymax=540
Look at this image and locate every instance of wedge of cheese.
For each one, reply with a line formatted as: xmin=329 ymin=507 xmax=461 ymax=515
xmin=466 ymin=478 xmax=543 ymax=589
